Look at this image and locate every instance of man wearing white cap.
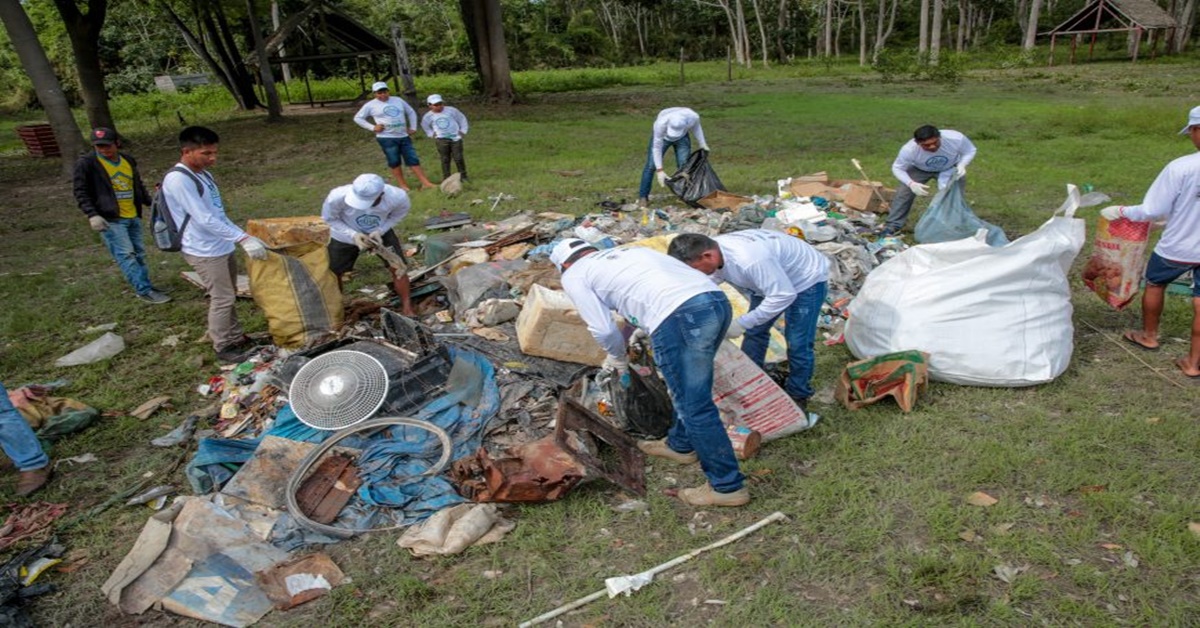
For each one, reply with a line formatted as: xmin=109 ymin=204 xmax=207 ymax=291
xmin=354 ymin=82 xmax=436 ymax=191
xmin=1103 ymin=105 xmax=1200 ymax=378
xmin=638 ymin=107 xmax=710 ymax=207
xmin=420 ymin=94 xmax=470 ymax=182
xmin=321 ymin=174 xmax=415 ymax=315
xmin=551 ymin=239 xmax=748 ymax=507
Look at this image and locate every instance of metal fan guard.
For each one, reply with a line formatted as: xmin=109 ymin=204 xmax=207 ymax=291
xmin=290 ymin=350 xmax=389 ymax=430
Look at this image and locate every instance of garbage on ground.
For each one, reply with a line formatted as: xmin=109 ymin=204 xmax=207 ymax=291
xmin=0 ymin=503 xmax=68 ymax=552
xmin=255 ymin=553 xmax=344 ymax=610
xmin=54 ymin=331 xmax=125 ymax=366
xmin=129 ymin=395 xmax=172 ymax=420
xmin=7 ymin=384 xmax=99 ymax=441
xmin=836 ymin=350 xmax=931 ymax=412
xmin=666 ymin=149 xmax=725 ymax=207
xmin=1082 ymin=215 xmax=1149 ymax=310
xmin=846 ymin=185 xmax=1087 ymax=387
xmin=0 ymin=538 xmax=63 ymax=626
xmin=397 ymin=503 xmax=514 ymax=556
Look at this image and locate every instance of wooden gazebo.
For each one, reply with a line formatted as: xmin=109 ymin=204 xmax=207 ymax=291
xmin=1044 ymin=0 xmax=1178 ymax=65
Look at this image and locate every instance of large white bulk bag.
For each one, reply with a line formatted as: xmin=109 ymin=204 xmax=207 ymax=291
xmin=844 ymin=185 xmax=1087 ymax=387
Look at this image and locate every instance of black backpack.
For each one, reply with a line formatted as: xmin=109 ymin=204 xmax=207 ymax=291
xmin=151 ymin=166 xmax=203 ymax=252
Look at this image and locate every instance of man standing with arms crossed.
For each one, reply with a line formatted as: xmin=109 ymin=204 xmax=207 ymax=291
xmin=551 ymin=239 xmax=747 ymax=507
xmin=1106 ymin=105 xmax=1200 ymax=378
xmin=669 ymin=229 xmax=829 ymax=414
xmin=160 ymin=126 xmax=268 ymax=363
xmin=354 ymin=82 xmax=436 ymax=191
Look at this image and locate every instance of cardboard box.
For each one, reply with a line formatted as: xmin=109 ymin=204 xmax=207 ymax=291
xmin=789 ymin=181 xmax=841 ymax=200
xmin=842 ymin=183 xmax=894 ymax=212
xmin=698 ymin=190 xmax=754 ymax=211
xmin=516 ymin=285 xmax=607 ymax=366
xmin=245 ymin=216 xmax=329 ymax=248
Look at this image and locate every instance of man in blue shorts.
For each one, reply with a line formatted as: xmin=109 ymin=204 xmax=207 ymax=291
xmin=354 ymin=82 xmax=435 ymax=191
xmin=1104 ymin=105 xmax=1200 ymax=377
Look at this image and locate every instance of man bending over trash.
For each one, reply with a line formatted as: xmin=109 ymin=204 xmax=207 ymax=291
xmin=1104 ymin=105 xmax=1200 ymax=378
xmin=880 ymin=124 xmax=977 ymax=236
xmin=321 ymin=173 xmax=415 ymax=316
xmin=551 ymin=239 xmax=747 ymax=507
xmin=638 ymin=107 xmax=710 ymax=208
xmin=669 ymin=229 xmax=829 ymax=414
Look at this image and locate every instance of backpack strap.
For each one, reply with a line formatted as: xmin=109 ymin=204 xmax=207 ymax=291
xmin=164 ymin=166 xmax=203 ymax=234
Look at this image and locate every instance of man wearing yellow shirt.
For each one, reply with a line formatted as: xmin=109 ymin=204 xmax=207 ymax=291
xmin=72 ymin=127 xmax=170 ymax=304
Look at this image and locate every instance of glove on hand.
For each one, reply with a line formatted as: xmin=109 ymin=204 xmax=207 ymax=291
xmin=700 ymin=143 xmax=710 ymax=152
xmin=352 ymin=233 xmax=373 ymax=251
xmin=1100 ymin=205 xmax=1124 ymax=221
xmin=955 ymin=164 xmax=968 ymax=178
xmin=368 ymin=230 xmax=386 ymax=247
xmin=725 ymin=320 xmax=746 ymax=339
xmin=602 ymin=354 xmax=629 ymax=373
xmin=628 ymin=328 xmax=648 ymax=347
xmin=88 ymin=216 xmax=109 ymax=232
xmin=239 ymin=236 xmax=268 ymax=260
xmin=908 ymin=181 xmax=931 ymax=197
xmin=656 ymin=171 xmax=669 ymax=188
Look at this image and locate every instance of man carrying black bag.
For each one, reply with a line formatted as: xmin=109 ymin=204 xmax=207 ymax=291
xmin=637 ymin=107 xmax=710 ymax=208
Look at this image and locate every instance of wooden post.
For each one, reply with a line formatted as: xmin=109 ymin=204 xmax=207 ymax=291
xmin=1132 ymin=26 xmax=1142 ymax=62
xmin=1048 ymin=34 xmax=1056 ymax=66
xmin=679 ymin=47 xmax=685 ymax=85
xmin=391 ymin=23 xmax=419 ymax=110
xmin=727 ymin=46 xmax=732 ymax=81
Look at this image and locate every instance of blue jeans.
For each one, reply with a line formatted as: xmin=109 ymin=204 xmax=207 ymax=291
xmin=377 ymin=137 xmax=421 ymax=167
xmin=639 ymin=134 xmax=692 ymax=199
xmin=740 ymin=281 xmax=828 ymax=401
xmin=651 ymin=291 xmax=744 ymax=493
xmin=0 ymin=382 xmax=49 ymax=472
xmin=101 ymin=217 xmax=154 ymax=295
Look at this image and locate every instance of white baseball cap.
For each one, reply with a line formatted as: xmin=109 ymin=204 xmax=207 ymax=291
xmin=427 ymin=94 xmax=444 ymax=105
xmin=346 ymin=174 xmax=385 ymax=210
xmin=1179 ymin=105 xmax=1200 ymax=134
xmin=371 ymin=81 xmax=390 ymax=93
xmin=549 ymin=238 xmax=596 ymax=271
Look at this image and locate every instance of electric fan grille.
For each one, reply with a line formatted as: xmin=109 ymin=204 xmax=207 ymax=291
xmin=290 ymin=350 xmax=389 ymax=430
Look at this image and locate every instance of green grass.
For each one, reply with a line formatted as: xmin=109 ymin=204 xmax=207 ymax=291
xmin=3 ymin=59 xmax=1200 ymax=625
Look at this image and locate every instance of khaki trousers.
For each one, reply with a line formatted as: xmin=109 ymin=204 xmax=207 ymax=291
xmin=183 ymin=252 xmax=244 ymax=351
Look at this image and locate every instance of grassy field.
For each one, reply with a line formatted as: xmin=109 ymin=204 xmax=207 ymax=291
xmin=2 ymin=59 xmax=1200 ymax=625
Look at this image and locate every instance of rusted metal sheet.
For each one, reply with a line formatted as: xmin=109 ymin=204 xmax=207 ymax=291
xmin=555 ymin=394 xmax=646 ymax=496
xmin=295 ymin=453 xmax=362 ymax=525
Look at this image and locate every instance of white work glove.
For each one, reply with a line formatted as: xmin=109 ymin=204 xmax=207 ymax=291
xmin=239 ymin=236 xmax=268 ymax=260
xmin=725 ymin=320 xmax=746 ymax=339
xmin=602 ymin=354 xmax=629 ymax=372
xmin=656 ymin=170 xmax=669 ymax=188
xmin=1100 ymin=205 xmax=1124 ymax=221
xmin=955 ymin=163 xmax=968 ymax=178
xmin=368 ymin=230 xmax=387 ymax=247
xmin=628 ymin=328 xmax=648 ymax=347
xmin=352 ymin=232 xmax=373 ymax=251
xmin=908 ymin=181 xmax=931 ymax=197
xmin=88 ymin=216 xmax=109 ymax=232
xmin=700 ymin=143 xmax=710 ymax=152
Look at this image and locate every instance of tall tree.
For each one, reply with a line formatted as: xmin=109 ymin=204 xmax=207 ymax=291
xmin=0 ymin=0 xmax=85 ymax=176
xmin=1022 ymin=0 xmax=1041 ymax=50
xmin=918 ymin=0 xmax=930 ymax=55
xmin=459 ymin=0 xmax=515 ymax=104
xmin=245 ymin=0 xmax=281 ymax=120
xmin=50 ymin=0 xmax=113 ymax=129
xmin=160 ymin=0 xmax=262 ymax=110
xmin=930 ymin=0 xmax=943 ymax=62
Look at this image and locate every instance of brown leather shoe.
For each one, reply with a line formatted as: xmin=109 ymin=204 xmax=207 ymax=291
xmin=637 ymin=439 xmax=698 ymax=464
xmin=677 ymin=483 xmax=749 ymax=507
xmin=16 ymin=466 xmax=51 ymax=497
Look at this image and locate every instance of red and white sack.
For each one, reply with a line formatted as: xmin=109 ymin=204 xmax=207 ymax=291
xmin=1081 ymin=216 xmax=1150 ymax=310
xmin=712 ymin=340 xmax=809 ymax=441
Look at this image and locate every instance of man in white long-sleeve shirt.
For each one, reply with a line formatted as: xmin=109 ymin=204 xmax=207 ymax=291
xmin=354 ymin=82 xmax=435 ymax=191
xmin=321 ymin=174 xmax=415 ymax=316
xmin=669 ymin=230 xmax=830 ymax=413
xmin=638 ymin=107 xmax=710 ymax=207
xmin=1103 ymin=105 xmax=1200 ymax=377
xmin=551 ymin=239 xmax=747 ymax=507
xmin=420 ymin=94 xmax=470 ymax=181
xmin=881 ymin=125 xmax=977 ymax=236
xmin=161 ymin=126 xmax=268 ymax=363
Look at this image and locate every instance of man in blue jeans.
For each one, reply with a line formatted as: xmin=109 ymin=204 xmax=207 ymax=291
xmin=669 ymin=230 xmax=830 ymax=413
xmin=72 ymin=127 xmax=170 ymax=304
xmin=552 ymin=238 xmax=747 ymax=507
xmin=0 ymin=382 xmax=51 ymax=496
xmin=638 ymin=107 xmax=710 ymax=208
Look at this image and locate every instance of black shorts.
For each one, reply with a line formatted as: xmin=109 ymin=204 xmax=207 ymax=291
xmin=327 ymin=229 xmax=407 ymax=275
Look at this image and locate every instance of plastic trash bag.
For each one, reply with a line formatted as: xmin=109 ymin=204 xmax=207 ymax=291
xmin=602 ymin=365 xmax=674 ymax=439
xmin=666 ymin=149 xmax=725 ymax=208
xmin=914 ymin=175 xmax=1008 ymax=247
xmin=55 ymin=332 xmax=125 ymax=366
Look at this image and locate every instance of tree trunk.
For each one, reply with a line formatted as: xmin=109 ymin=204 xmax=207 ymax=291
xmin=1023 ymin=0 xmax=1042 ymax=50
xmin=750 ymin=0 xmax=769 ymax=66
xmin=824 ymin=0 xmax=834 ymax=56
xmin=956 ymin=0 xmax=967 ymax=52
xmin=51 ymin=0 xmax=113 ymax=130
xmin=245 ymin=0 xmax=282 ymax=120
xmin=930 ymin=0 xmax=943 ymax=63
xmin=1014 ymin=0 xmax=1029 ymax=38
xmin=1174 ymin=0 xmax=1195 ymax=52
xmin=160 ymin=1 xmax=238 ymax=100
xmin=459 ymin=0 xmax=515 ymax=104
xmin=775 ymin=0 xmax=789 ymax=61
xmin=858 ymin=0 xmax=868 ymax=65
xmin=271 ymin=1 xmax=291 ymax=82
xmin=0 ymin=0 xmax=85 ymax=176
xmin=918 ymin=0 xmax=929 ymax=55
xmin=210 ymin=1 xmax=262 ymax=108
xmin=873 ymin=0 xmax=897 ymax=62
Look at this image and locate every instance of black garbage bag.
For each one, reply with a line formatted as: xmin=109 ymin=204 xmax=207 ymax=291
xmin=666 ymin=149 xmax=725 ymax=208
xmin=603 ymin=364 xmax=674 ymax=439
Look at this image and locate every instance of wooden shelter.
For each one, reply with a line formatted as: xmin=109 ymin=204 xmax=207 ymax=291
xmin=1044 ymin=0 xmax=1178 ymax=65
xmin=252 ymin=0 xmax=417 ymax=107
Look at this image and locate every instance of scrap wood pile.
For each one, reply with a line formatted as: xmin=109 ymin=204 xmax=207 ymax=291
xmin=99 ymin=171 xmax=913 ymax=626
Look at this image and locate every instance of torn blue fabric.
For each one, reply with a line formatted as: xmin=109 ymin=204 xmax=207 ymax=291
xmin=185 ymin=437 xmax=261 ymax=494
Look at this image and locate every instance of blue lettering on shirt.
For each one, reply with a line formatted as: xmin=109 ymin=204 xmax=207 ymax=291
xmin=924 ymin=155 xmax=950 ymax=170
xmin=355 ymin=215 xmax=383 ymax=231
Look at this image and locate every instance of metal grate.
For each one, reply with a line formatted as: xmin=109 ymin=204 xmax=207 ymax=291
xmin=290 ymin=350 xmax=389 ymax=430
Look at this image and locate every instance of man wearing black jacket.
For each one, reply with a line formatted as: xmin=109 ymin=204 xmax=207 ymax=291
xmin=72 ymin=127 xmax=170 ymax=304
